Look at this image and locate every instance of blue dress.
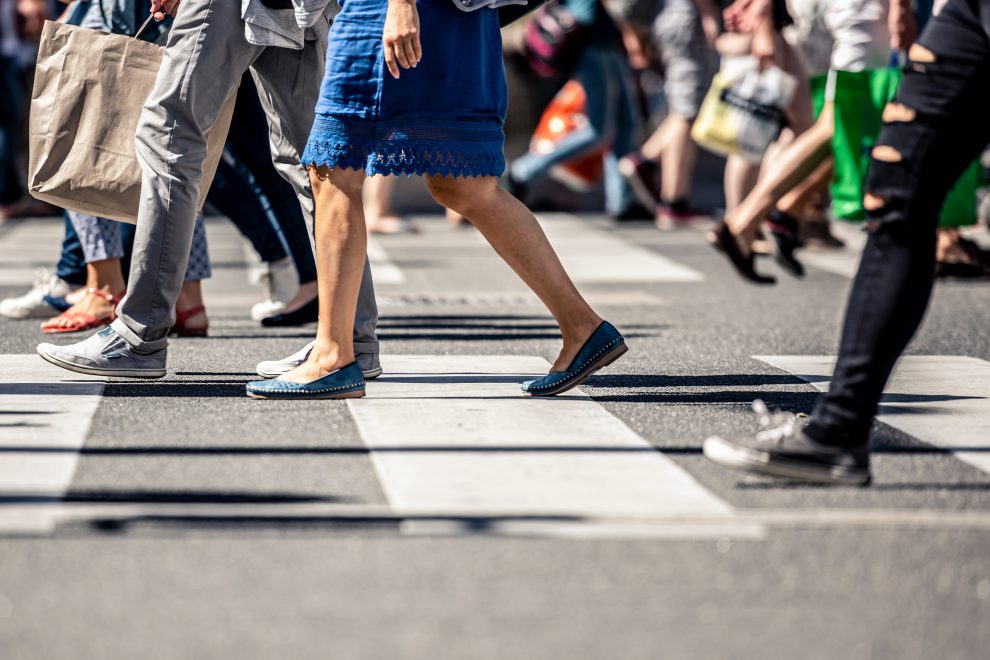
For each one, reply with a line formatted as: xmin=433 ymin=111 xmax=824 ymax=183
xmin=302 ymin=0 xmax=508 ymax=178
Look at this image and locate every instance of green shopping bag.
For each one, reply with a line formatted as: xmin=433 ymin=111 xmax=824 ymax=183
xmin=824 ymin=69 xmax=986 ymax=226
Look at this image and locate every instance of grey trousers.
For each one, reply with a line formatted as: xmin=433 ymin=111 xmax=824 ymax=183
xmin=111 ymin=0 xmax=379 ymax=355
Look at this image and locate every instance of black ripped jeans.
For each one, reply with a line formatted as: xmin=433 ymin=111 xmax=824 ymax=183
xmin=805 ymin=0 xmax=990 ymax=446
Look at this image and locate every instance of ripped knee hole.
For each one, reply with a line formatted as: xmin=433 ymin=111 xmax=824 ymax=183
xmin=882 ymin=103 xmax=916 ymax=123
xmin=871 ymin=145 xmax=903 ymax=163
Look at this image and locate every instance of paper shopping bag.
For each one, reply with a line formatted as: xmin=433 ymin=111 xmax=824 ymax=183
xmin=27 ymin=20 xmax=235 ymax=224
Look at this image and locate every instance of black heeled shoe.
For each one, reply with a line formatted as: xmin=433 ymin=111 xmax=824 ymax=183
xmin=712 ymin=222 xmax=776 ymax=285
xmin=260 ymin=297 xmax=319 ymax=327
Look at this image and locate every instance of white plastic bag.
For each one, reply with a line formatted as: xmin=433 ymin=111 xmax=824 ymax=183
xmin=691 ymin=57 xmax=798 ymax=163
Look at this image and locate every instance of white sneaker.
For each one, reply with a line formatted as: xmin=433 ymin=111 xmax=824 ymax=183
xmin=255 ymin=340 xmax=383 ymax=380
xmin=0 ymin=270 xmax=73 ymax=319
xmin=250 ymin=260 xmax=297 ymax=321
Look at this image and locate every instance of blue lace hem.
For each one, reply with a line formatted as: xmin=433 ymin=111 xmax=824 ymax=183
xmin=301 ymin=115 xmax=506 ymax=178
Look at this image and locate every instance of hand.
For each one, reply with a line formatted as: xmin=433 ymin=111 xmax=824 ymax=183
xmin=619 ymin=24 xmax=649 ymax=70
xmin=15 ymin=0 xmax=49 ymax=40
xmin=888 ymin=0 xmax=917 ymax=51
xmin=150 ymin=0 xmax=181 ymax=21
xmin=723 ymin=0 xmax=770 ymax=33
xmin=383 ymin=0 xmax=422 ymax=79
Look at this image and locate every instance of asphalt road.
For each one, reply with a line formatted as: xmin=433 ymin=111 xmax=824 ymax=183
xmin=1 ymin=213 xmax=988 ymax=659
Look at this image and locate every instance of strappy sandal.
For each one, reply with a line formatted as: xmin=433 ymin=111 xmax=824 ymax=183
xmin=169 ymin=305 xmax=209 ymax=338
xmin=40 ymin=288 xmax=124 ymax=334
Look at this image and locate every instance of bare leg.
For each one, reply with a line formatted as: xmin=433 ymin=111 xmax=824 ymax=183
xmin=282 ymin=167 xmax=368 ymax=383
xmin=641 ymin=114 xmax=697 ymax=203
xmin=43 ymin=260 xmax=125 ymax=330
xmin=176 ymin=280 xmax=208 ymax=331
xmin=724 ymin=154 xmax=760 ymax=212
xmin=426 ymin=175 xmax=602 ymax=371
xmin=777 ymin=156 xmax=833 ymax=217
xmin=725 ymin=102 xmax=835 ymax=245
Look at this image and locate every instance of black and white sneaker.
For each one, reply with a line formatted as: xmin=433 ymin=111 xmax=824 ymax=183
xmin=703 ymin=400 xmax=871 ymax=486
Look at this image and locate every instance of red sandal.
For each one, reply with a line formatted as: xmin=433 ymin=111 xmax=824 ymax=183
xmin=40 ymin=288 xmax=125 ymax=334
xmin=169 ymin=305 xmax=209 ymax=338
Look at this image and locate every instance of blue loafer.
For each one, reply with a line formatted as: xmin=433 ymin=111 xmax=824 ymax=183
xmin=521 ymin=321 xmax=627 ymax=396
xmin=246 ymin=362 xmax=366 ymax=400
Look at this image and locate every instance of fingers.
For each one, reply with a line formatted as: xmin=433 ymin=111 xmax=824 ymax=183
xmin=164 ymin=0 xmax=180 ymax=16
xmin=393 ymin=40 xmax=411 ymax=70
xmin=383 ymin=37 xmax=421 ymax=80
xmin=401 ymin=39 xmax=419 ymax=71
xmin=384 ymin=44 xmax=400 ymax=79
xmin=410 ymin=33 xmax=422 ymax=63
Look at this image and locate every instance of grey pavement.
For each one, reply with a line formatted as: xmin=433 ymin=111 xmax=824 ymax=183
xmin=0 ymin=213 xmax=989 ymax=659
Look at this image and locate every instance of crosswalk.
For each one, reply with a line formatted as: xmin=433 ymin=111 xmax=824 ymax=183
xmin=757 ymin=355 xmax=990 ymax=475
xmin=1 ymin=350 xmax=990 ymax=536
xmin=2 ymin=215 xmax=990 ymax=538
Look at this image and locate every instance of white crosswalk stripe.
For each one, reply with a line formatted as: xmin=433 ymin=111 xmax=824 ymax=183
xmin=756 ymin=355 xmax=990 ymax=476
xmin=0 ymin=356 xmax=106 ymax=533
xmin=0 ymin=220 xmax=64 ymax=286
xmin=537 ymin=214 xmax=705 ymax=283
xmin=348 ymin=355 xmax=762 ymax=539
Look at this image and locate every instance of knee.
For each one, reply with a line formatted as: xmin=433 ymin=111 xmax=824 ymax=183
xmin=309 ymin=166 xmax=364 ymax=201
xmin=426 ymin=176 xmax=498 ymax=216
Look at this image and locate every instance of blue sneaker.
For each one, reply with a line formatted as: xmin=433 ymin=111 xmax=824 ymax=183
xmin=521 ymin=321 xmax=627 ymax=397
xmin=245 ymin=362 xmax=366 ymax=400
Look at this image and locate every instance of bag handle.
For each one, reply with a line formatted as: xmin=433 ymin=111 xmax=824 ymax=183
xmin=133 ymin=13 xmax=156 ymax=39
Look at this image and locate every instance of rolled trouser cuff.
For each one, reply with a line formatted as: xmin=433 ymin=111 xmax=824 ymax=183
xmin=111 ymin=318 xmax=169 ymax=354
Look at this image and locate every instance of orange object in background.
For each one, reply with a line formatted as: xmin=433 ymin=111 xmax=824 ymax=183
xmin=530 ymin=81 xmax=605 ymax=192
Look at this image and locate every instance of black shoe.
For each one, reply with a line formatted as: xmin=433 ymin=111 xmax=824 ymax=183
xmin=766 ymin=210 xmax=805 ymax=278
xmin=260 ymin=297 xmax=319 ymax=327
xmin=618 ymin=153 xmax=661 ymax=213
xmin=612 ymin=202 xmax=654 ymax=222
xmin=703 ymin=401 xmax=871 ymax=486
xmin=711 ymin=222 xmax=776 ymax=285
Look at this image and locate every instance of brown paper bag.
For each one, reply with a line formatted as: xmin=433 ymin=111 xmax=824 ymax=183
xmin=27 ymin=20 xmax=235 ymax=224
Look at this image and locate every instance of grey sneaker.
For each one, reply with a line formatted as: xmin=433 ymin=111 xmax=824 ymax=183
xmin=37 ymin=327 xmax=167 ymax=379
xmin=703 ymin=400 xmax=871 ymax=486
xmin=255 ymin=340 xmax=383 ymax=380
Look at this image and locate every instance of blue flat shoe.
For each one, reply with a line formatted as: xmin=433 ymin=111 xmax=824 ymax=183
xmin=521 ymin=321 xmax=627 ymax=397
xmin=245 ymin=362 xmax=366 ymax=400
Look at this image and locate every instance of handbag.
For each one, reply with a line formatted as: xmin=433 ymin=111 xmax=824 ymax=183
xmin=27 ymin=18 xmax=236 ymax=224
xmin=691 ymin=57 xmax=797 ymax=163
xmin=522 ymin=2 xmax=589 ymax=78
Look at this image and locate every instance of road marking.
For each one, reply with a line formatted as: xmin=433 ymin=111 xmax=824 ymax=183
xmin=367 ymin=236 xmax=405 ymax=285
xmin=0 ymin=218 xmax=65 ymax=286
xmin=539 ymin=214 xmax=705 ymax=283
xmin=347 ymin=355 xmax=760 ymax=539
xmin=4 ymin=503 xmax=990 ymax=535
xmin=0 ymin=355 xmax=105 ymax=533
xmin=756 ymin=355 xmax=990 ymax=475
xmin=378 ymin=291 xmax=665 ymax=308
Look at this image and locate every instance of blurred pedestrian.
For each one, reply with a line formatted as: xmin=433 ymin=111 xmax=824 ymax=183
xmin=615 ymin=0 xmax=719 ymax=227
xmin=711 ymin=0 xmax=913 ymax=282
xmin=509 ymin=0 xmax=645 ymax=220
